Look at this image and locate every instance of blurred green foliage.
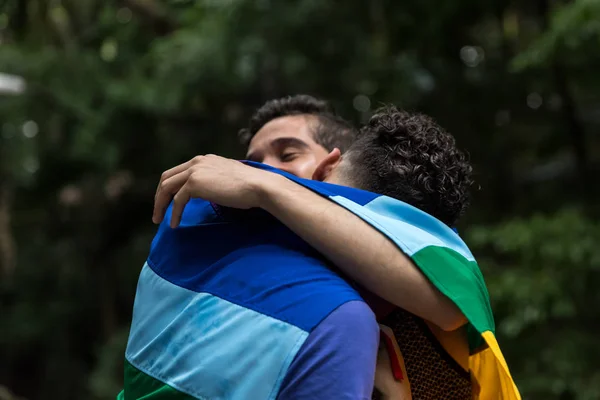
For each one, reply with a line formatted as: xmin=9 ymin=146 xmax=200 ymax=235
xmin=0 ymin=0 xmax=599 ymax=399
xmin=468 ymin=210 xmax=600 ymax=399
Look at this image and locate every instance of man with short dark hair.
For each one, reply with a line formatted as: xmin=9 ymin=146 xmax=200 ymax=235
xmin=240 ymin=95 xmax=357 ymax=179
xmin=239 ymin=94 xmax=357 ymax=158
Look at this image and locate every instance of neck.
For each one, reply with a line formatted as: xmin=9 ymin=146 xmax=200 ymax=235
xmin=322 ymin=164 xmax=352 ymax=187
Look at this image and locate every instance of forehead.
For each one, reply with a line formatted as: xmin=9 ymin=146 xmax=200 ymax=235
xmin=247 ymin=115 xmax=318 ymax=152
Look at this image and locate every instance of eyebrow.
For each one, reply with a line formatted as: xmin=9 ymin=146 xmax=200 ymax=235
xmin=271 ymin=137 xmax=310 ymax=150
xmin=246 ymin=137 xmax=310 ymax=160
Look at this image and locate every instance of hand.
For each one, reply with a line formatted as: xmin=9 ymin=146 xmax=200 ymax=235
xmin=152 ymin=154 xmax=274 ymax=228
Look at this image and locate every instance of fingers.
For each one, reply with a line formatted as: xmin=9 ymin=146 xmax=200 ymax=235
xmin=152 ymin=169 xmax=192 ymax=224
xmin=152 ymin=155 xmax=226 ymax=225
xmin=154 ymin=157 xmax=199 ymax=200
xmin=170 ymin=183 xmax=192 ymax=228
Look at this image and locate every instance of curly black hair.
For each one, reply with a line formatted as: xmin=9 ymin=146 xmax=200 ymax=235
xmin=238 ymin=95 xmax=357 ymax=153
xmin=343 ymin=106 xmax=473 ymax=226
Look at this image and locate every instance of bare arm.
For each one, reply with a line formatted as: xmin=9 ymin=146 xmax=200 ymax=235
xmin=154 ymin=155 xmax=467 ymax=331
xmin=257 ymin=172 xmax=467 ymax=331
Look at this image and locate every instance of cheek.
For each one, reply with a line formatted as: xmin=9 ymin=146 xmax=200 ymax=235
xmin=262 ymin=156 xmax=282 ymax=169
xmin=284 ymin=157 xmax=319 ymax=179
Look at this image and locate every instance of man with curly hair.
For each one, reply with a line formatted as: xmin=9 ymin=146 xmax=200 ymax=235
xmin=236 ymin=97 xmax=475 ymax=398
xmin=326 ymin=106 xmax=475 ymax=399
xmin=234 ymin=100 xmax=476 ymax=399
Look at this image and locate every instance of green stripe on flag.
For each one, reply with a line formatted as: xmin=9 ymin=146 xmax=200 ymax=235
xmin=121 ymin=359 xmax=196 ymax=400
xmin=411 ymin=246 xmax=495 ymax=353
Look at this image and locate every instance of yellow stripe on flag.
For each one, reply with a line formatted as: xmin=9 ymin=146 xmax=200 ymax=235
xmin=469 ymin=331 xmax=521 ymax=400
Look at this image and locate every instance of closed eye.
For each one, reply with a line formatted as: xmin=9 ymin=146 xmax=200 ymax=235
xmin=280 ymin=152 xmax=298 ymax=162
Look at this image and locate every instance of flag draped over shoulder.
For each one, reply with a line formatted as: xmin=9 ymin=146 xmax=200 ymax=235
xmin=247 ymin=162 xmax=521 ymax=400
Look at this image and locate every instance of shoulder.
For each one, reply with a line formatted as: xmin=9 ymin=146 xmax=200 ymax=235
xmin=277 ymin=301 xmax=379 ymax=400
xmin=320 ymin=300 xmax=378 ymax=332
xmin=296 ymin=301 xmax=378 ymax=354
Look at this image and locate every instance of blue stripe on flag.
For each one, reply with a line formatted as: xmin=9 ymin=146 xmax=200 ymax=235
xmin=149 ymin=217 xmax=364 ymax=332
xmin=329 ymin=195 xmax=475 ymax=261
xmin=127 ymin=263 xmax=308 ymax=400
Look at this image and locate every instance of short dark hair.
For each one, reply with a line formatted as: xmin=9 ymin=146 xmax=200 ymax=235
xmin=238 ymin=95 xmax=357 ymax=153
xmin=343 ymin=106 xmax=473 ymax=226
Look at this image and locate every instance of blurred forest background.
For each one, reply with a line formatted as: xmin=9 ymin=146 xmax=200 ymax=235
xmin=1 ymin=0 xmax=599 ymax=399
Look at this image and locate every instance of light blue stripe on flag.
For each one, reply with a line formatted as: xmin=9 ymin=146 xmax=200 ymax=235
xmin=126 ymin=263 xmax=309 ymax=400
xmin=329 ymin=195 xmax=475 ymax=261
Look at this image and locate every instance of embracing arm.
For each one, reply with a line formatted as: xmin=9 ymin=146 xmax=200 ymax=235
xmin=153 ymin=155 xmax=466 ymax=331
xmin=256 ymin=172 xmax=466 ymax=331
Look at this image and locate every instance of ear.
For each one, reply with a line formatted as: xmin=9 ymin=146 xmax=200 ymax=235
xmin=312 ymin=148 xmax=342 ymax=182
